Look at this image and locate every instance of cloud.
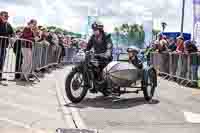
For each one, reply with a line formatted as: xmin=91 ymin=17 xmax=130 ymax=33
xmin=0 ymin=0 xmax=194 ymax=33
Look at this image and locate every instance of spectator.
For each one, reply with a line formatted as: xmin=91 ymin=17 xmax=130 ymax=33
xmin=0 ymin=11 xmax=14 ymax=81
xmin=168 ymin=38 xmax=177 ymax=52
xmin=20 ymin=19 xmax=37 ymax=81
xmin=184 ymin=40 xmax=198 ymax=54
xmin=158 ymin=39 xmax=168 ymax=52
xmin=37 ymin=28 xmax=50 ymax=68
xmin=176 ymin=36 xmax=184 ymax=53
xmin=156 ymin=33 xmax=168 ymax=52
xmin=157 ymin=32 xmax=163 ymax=41
xmin=15 ymin=30 xmax=22 ymax=38
xmin=51 ymin=31 xmax=59 ymax=46
xmin=152 ymin=40 xmax=159 ymax=51
xmin=47 ymin=30 xmax=59 ymax=64
xmin=34 ymin=28 xmax=41 ymax=42
xmin=13 ymin=29 xmax=23 ymax=80
xmin=38 ymin=27 xmax=50 ymax=46
xmin=58 ymin=34 xmax=65 ymax=64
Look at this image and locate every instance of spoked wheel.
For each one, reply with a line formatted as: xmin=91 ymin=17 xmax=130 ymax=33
xmin=142 ymin=68 xmax=157 ymax=101
xmin=65 ymin=69 xmax=88 ymax=103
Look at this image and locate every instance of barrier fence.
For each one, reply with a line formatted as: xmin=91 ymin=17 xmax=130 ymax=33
xmin=0 ymin=36 xmax=127 ymax=83
xmin=0 ymin=36 xmax=62 ymax=82
xmin=4 ymin=36 xmax=199 ymax=87
xmin=150 ymin=52 xmax=200 ymax=86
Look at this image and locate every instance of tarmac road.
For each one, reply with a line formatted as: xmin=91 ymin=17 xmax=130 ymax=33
xmin=56 ymin=65 xmax=200 ymax=133
xmin=0 ymin=64 xmax=200 ymax=133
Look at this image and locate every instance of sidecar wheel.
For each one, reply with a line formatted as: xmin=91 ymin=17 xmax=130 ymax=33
xmin=142 ymin=68 xmax=157 ymax=101
xmin=65 ymin=69 xmax=88 ymax=103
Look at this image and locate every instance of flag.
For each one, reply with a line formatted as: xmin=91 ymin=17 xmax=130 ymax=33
xmin=193 ymin=0 xmax=200 ymax=49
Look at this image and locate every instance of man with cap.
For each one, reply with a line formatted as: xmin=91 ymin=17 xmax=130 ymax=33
xmin=127 ymin=46 xmax=143 ymax=69
xmin=0 ymin=11 xmax=14 ymax=81
xmin=85 ymin=21 xmax=113 ymax=81
xmin=85 ymin=21 xmax=113 ymax=95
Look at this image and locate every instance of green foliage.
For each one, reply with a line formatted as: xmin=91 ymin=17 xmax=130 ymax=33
xmin=15 ymin=25 xmax=82 ymax=38
xmin=46 ymin=26 xmax=82 ymax=38
xmin=114 ymin=23 xmax=145 ymax=47
xmin=15 ymin=26 xmax=24 ymax=32
xmin=114 ymin=23 xmax=161 ymax=48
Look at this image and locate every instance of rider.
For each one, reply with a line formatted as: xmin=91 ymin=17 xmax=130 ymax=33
xmin=85 ymin=21 xmax=113 ymax=81
xmin=127 ymin=46 xmax=143 ymax=69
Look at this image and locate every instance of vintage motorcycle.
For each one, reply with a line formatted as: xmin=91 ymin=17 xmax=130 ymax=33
xmin=65 ymin=50 xmax=157 ymax=103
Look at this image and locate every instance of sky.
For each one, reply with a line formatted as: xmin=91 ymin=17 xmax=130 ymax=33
xmin=0 ymin=0 xmax=194 ymax=33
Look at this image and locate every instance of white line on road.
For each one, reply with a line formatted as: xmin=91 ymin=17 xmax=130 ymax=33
xmin=0 ymin=117 xmax=31 ymax=129
xmin=54 ymin=70 xmax=87 ymax=129
xmin=184 ymin=111 xmax=200 ymax=123
xmin=55 ymin=78 xmax=76 ymax=129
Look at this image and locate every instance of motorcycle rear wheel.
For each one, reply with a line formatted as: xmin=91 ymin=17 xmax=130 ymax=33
xmin=65 ymin=69 xmax=88 ymax=103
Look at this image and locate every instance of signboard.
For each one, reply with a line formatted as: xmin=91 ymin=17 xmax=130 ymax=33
xmin=193 ymin=0 xmax=200 ymax=49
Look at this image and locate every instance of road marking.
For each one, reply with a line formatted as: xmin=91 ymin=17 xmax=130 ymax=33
xmin=184 ymin=111 xmax=200 ymax=123
xmin=0 ymin=117 xmax=31 ymax=129
xmin=55 ymin=70 xmax=87 ymax=129
xmin=0 ymin=98 xmax=57 ymax=119
xmin=55 ymin=76 xmax=76 ymax=129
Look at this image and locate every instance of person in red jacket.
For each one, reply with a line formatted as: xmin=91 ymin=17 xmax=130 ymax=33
xmin=20 ymin=19 xmax=37 ymax=81
xmin=176 ymin=36 xmax=184 ymax=53
xmin=21 ymin=19 xmax=36 ymax=42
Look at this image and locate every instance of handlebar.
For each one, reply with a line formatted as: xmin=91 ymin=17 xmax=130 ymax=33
xmin=85 ymin=51 xmax=108 ymax=59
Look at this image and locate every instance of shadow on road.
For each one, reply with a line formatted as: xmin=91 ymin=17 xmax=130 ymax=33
xmin=15 ymin=80 xmax=37 ymax=86
xmin=66 ymin=96 xmax=159 ymax=109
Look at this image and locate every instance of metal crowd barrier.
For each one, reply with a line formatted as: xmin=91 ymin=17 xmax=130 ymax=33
xmin=0 ymin=36 xmax=62 ymax=82
xmin=62 ymin=48 xmax=78 ymax=64
xmin=32 ymin=42 xmax=61 ymax=71
xmin=150 ymin=52 xmax=200 ymax=86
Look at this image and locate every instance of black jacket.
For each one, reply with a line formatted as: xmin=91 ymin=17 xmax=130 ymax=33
xmin=86 ymin=34 xmax=113 ymax=60
xmin=0 ymin=22 xmax=14 ymax=48
xmin=131 ymin=56 xmax=143 ymax=69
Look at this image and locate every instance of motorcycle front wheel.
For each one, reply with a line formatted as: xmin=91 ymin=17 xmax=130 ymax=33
xmin=65 ymin=69 xmax=88 ymax=103
xmin=142 ymin=68 xmax=157 ymax=101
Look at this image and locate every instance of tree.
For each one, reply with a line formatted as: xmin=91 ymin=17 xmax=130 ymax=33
xmin=54 ymin=27 xmax=64 ymax=34
xmin=15 ymin=26 xmax=24 ymax=32
xmin=161 ymin=22 xmax=167 ymax=32
xmin=114 ymin=23 xmax=145 ymax=47
xmin=47 ymin=26 xmax=57 ymax=31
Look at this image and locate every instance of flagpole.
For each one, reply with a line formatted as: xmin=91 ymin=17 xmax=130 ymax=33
xmin=181 ymin=0 xmax=186 ymax=36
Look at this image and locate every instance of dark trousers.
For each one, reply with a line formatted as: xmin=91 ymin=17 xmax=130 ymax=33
xmin=58 ymin=44 xmax=65 ymax=63
xmin=94 ymin=56 xmax=110 ymax=80
xmin=0 ymin=48 xmax=6 ymax=79
xmin=13 ymin=41 xmax=23 ymax=79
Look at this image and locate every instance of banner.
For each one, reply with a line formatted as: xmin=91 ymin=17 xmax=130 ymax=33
xmin=143 ymin=20 xmax=153 ymax=48
xmin=193 ymin=0 xmax=200 ymax=49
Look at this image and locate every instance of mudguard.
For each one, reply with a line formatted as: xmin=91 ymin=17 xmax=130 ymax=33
xmin=72 ymin=64 xmax=91 ymax=87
